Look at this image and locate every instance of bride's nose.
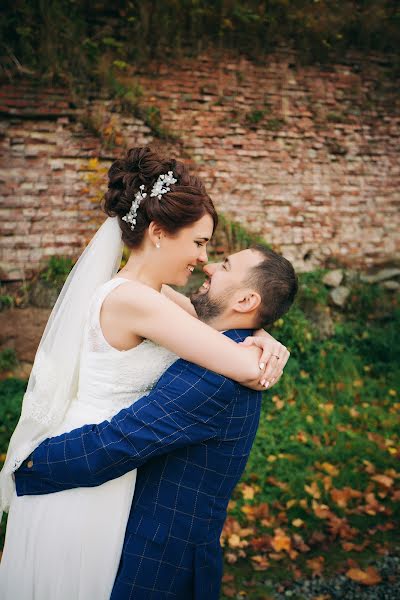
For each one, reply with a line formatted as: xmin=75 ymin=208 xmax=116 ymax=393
xmin=197 ymin=247 xmax=208 ymax=264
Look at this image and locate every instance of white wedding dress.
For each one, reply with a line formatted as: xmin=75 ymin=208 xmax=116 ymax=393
xmin=0 ymin=277 xmax=177 ymax=599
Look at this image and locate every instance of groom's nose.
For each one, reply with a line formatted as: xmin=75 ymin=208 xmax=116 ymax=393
xmin=203 ymin=262 xmax=218 ymax=276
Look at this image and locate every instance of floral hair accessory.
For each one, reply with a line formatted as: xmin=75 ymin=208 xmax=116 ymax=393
xmin=150 ymin=170 xmax=177 ymax=200
xmin=122 ymin=185 xmax=147 ymax=230
xmin=122 ymin=171 xmax=177 ymax=230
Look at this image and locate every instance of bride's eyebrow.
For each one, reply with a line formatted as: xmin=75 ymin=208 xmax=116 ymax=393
xmin=195 ymin=236 xmax=210 ymax=242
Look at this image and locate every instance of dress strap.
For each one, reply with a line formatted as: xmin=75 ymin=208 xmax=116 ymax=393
xmin=84 ymin=278 xmax=130 ymax=352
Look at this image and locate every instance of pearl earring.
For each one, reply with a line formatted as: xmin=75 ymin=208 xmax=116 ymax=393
xmin=156 ymin=242 xmax=160 ymax=249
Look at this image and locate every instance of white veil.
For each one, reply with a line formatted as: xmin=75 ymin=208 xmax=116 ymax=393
xmin=0 ymin=217 xmax=123 ymax=522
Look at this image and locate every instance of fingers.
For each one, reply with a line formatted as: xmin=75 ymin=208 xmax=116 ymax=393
xmin=240 ymin=335 xmax=290 ymax=389
xmin=238 ymin=337 xmax=253 ymax=347
xmin=260 ymin=347 xmax=290 ymax=388
xmin=268 ymin=370 xmax=283 ymax=388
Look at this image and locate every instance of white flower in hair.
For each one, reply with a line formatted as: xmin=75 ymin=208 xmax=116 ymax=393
xmin=122 ymin=185 xmax=147 ymax=230
xmin=150 ymin=170 xmax=177 ymax=200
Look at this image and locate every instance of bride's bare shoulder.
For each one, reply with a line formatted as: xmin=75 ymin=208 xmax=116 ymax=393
xmin=103 ymin=279 xmax=166 ymax=315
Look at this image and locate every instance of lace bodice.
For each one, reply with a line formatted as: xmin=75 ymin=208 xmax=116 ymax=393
xmin=75 ymin=278 xmax=177 ymax=420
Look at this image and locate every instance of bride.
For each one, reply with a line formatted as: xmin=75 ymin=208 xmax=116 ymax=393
xmin=0 ymin=146 xmax=288 ymax=599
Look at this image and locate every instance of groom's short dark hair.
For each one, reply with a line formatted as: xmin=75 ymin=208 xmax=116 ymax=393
xmin=246 ymin=245 xmax=298 ymax=327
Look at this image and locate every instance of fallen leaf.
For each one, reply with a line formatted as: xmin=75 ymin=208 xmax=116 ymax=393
xmin=225 ymin=552 xmax=238 ymax=564
xmin=305 ymin=481 xmax=321 ymax=499
xmin=251 ymin=555 xmax=270 ymax=571
xmin=306 ymin=556 xmax=325 ymax=576
xmin=346 ymin=566 xmax=381 ymax=586
xmin=371 ymin=474 xmax=394 ymax=488
xmin=222 ymin=585 xmax=237 ymax=597
xmin=292 ymin=518 xmax=304 ymax=528
xmin=318 ymin=462 xmax=340 ymax=477
xmin=240 ymin=483 xmax=260 ymax=500
xmin=271 ymin=528 xmax=292 ymax=553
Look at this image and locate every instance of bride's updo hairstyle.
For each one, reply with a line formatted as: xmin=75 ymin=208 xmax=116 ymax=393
xmin=103 ymin=146 xmax=218 ymax=248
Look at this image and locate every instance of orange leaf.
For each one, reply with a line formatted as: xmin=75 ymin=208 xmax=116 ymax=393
xmin=346 ymin=566 xmax=382 ymax=586
xmin=312 ymin=501 xmax=332 ymax=519
xmin=271 ymin=529 xmax=291 ymax=553
xmin=371 ymin=474 xmax=394 ymax=488
xmin=306 ymin=556 xmax=325 ymax=576
xmin=222 ymin=585 xmax=237 ymax=597
xmin=251 ymin=555 xmax=270 ymax=571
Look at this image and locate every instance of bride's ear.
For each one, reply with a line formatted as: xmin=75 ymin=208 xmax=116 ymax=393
xmin=148 ymin=221 xmax=164 ymax=247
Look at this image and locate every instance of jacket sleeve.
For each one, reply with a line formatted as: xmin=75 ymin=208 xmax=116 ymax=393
xmin=15 ymin=360 xmax=236 ymax=496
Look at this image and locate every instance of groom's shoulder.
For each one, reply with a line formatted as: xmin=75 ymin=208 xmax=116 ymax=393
xmin=222 ymin=328 xmax=254 ymax=344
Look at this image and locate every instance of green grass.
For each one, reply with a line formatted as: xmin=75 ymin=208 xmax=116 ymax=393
xmin=220 ymin=280 xmax=400 ymax=597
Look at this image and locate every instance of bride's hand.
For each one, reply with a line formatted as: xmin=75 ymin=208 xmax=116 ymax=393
xmin=239 ymin=329 xmax=289 ymax=389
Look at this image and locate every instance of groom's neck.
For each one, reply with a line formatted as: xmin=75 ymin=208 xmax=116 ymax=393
xmin=199 ymin=313 xmax=247 ymax=332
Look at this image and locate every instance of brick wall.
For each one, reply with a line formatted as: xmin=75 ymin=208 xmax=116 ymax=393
xmin=1 ymin=52 xmax=399 ymax=280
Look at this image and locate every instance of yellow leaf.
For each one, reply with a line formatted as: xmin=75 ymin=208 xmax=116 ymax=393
xmin=228 ymin=534 xmax=241 ymax=548
xmin=292 ymin=518 xmax=304 ymax=528
xmin=87 ymin=158 xmax=99 ymax=170
xmin=304 ymin=481 xmax=321 ymax=499
xmin=318 ymin=462 xmax=340 ymax=477
xmin=241 ymin=484 xmax=256 ymax=500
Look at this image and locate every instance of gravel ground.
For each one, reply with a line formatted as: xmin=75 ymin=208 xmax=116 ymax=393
xmin=272 ymin=555 xmax=400 ymax=600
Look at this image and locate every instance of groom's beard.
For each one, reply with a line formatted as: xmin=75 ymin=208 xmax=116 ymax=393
xmin=190 ymin=287 xmax=234 ymax=324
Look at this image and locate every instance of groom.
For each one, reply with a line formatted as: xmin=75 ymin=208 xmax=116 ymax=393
xmin=16 ymin=245 xmax=297 ymax=600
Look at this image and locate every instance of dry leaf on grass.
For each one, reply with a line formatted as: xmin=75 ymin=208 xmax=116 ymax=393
xmin=346 ymin=566 xmax=382 ymax=586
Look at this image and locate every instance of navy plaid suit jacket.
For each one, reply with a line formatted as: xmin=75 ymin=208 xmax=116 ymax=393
xmin=16 ymin=329 xmax=262 ymax=599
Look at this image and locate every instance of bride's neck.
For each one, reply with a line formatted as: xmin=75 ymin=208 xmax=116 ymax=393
xmin=118 ymin=250 xmax=162 ymax=292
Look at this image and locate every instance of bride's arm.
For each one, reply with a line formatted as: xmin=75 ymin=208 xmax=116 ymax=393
xmin=113 ymin=282 xmax=279 ymax=385
xmin=161 ymin=285 xmax=197 ymax=317
xmin=161 ymin=286 xmax=288 ymax=386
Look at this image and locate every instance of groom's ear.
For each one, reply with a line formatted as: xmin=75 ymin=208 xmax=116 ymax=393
xmin=232 ymin=290 xmax=261 ymax=315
